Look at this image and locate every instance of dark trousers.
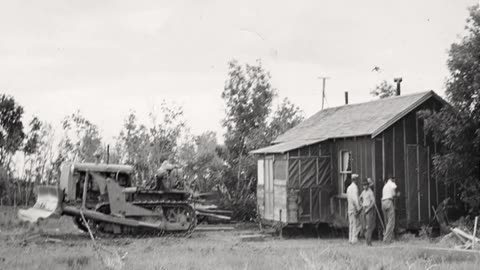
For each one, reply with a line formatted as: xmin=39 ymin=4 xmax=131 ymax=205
xmin=363 ymin=208 xmax=376 ymax=245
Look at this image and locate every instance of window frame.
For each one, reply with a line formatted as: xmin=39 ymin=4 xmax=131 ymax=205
xmin=338 ymin=150 xmax=352 ymax=194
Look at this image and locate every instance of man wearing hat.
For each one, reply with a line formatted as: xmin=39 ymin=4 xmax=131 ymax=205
xmin=360 ymin=178 xmax=376 ymax=246
xmin=147 ymin=160 xmax=176 ymax=191
xmin=346 ymin=173 xmax=361 ymax=244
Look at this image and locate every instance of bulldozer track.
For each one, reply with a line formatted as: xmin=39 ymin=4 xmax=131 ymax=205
xmin=74 ymin=199 xmax=197 ymax=239
xmin=90 ymin=224 xmax=196 ymax=240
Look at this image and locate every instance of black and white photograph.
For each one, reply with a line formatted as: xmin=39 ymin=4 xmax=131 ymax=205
xmin=1 ymin=0 xmax=480 ymax=269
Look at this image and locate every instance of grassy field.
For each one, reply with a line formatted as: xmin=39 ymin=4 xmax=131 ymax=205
xmin=1 ymin=206 xmax=479 ymax=270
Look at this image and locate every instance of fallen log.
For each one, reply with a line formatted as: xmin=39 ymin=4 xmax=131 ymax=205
xmin=23 ymin=233 xmax=42 ymax=242
xmin=196 ymin=208 xmax=233 ymax=215
xmin=451 ymin=228 xmax=480 ymax=243
xmin=239 ymin=234 xmax=271 ymax=242
xmin=195 ymin=226 xmax=234 ymax=231
xmin=473 ymin=216 xmax=478 ymax=249
xmin=45 ymin=238 xmax=63 ymax=243
xmin=196 ymin=212 xmax=231 ymax=220
xmin=194 ymin=204 xmax=219 ymax=209
xmin=450 ymin=231 xmax=468 ymax=244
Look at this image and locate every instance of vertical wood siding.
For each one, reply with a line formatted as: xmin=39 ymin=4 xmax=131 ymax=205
xmin=256 ymin=96 xmax=445 ymax=229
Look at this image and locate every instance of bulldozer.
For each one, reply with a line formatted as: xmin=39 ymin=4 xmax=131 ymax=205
xmin=18 ymin=162 xmax=197 ymax=235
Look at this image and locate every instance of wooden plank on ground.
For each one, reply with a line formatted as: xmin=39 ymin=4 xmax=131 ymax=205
xmin=194 ymin=226 xmax=234 ymax=231
xmin=452 ymin=228 xmax=480 ymax=243
xmin=238 ymin=234 xmax=272 ymax=242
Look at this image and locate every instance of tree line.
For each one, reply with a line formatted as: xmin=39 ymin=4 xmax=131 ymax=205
xmin=0 ymin=60 xmax=303 ymax=220
xmin=1 ymin=6 xmax=480 ymax=218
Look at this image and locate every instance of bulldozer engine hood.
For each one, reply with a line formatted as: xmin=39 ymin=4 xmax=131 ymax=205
xmin=71 ymin=163 xmax=134 ymax=174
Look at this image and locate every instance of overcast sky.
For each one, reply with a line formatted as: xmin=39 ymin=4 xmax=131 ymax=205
xmin=1 ymin=0 xmax=477 ymax=144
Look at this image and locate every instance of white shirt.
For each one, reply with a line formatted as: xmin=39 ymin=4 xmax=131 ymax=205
xmin=382 ymin=180 xmax=397 ymax=200
xmin=360 ymin=188 xmax=375 ymax=208
xmin=346 ymin=182 xmax=360 ymax=213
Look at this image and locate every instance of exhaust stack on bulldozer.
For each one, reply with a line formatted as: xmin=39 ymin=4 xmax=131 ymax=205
xmin=18 ymin=162 xmax=197 ymax=235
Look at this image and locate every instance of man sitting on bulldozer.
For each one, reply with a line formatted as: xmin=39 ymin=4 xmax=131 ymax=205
xmin=19 ymin=161 xmax=197 ymax=234
xmin=146 ymin=160 xmax=177 ymax=191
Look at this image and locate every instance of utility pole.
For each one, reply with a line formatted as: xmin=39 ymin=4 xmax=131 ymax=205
xmin=318 ymin=76 xmax=330 ymax=110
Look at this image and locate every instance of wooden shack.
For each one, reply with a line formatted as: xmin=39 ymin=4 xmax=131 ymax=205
xmin=251 ymin=91 xmax=455 ymax=229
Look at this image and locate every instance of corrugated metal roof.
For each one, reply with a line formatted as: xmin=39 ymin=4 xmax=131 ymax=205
xmin=252 ymin=91 xmax=445 ymax=154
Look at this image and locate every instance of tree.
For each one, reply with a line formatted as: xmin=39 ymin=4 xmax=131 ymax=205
xmin=267 ymin=98 xmax=304 ymax=142
xmin=421 ymin=6 xmax=480 ymax=213
xmin=32 ymin=122 xmax=56 ymax=184
xmin=221 ymin=60 xmax=304 ymax=220
xmin=222 ymin=60 xmax=275 ymax=171
xmin=23 ymin=117 xmax=42 ymax=156
xmin=0 ymin=94 xmax=25 ymax=167
xmin=0 ymin=97 xmax=54 ymax=205
xmin=22 ymin=117 xmax=43 ymax=205
xmin=57 ymin=111 xmax=103 ymax=164
xmin=116 ymin=103 xmax=186 ymax=183
xmin=148 ymin=102 xmax=186 ymax=172
xmin=22 ymin=120 xmax=56 ymax=184
xmin=221 ymin=60 xmax=276 ymax=219
xmin=0 ymin=94 xmax=25 ymax=206
xmin=370 ymin=80 xmax=396 ymax=99
xmin=177 ymin=132 xmax=224 ymax=193
xmin=116 ymin=111 xmax=151 ymax=181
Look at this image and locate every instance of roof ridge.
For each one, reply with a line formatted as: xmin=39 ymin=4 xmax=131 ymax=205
xmin=321 ymin=90 xmax=432 ymax=111
xmin=273 ymin=90 xmax=438 ymax=144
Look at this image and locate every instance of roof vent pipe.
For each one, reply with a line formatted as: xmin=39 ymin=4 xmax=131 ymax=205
xmin=345 ymin=91 xmax=349 ymax=105
xmin=394 ymin=77 xmax=403 ymax=96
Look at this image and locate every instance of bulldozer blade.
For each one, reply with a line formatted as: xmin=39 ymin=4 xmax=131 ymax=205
xmin=18 ymin=186 xmax=63 ymax=223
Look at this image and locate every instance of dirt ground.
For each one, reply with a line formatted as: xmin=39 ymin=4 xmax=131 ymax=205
xmin=1 ymin=206 xmax=479 ymax=270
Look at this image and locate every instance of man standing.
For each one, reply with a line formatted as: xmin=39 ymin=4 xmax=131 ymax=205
xmin=360 ymin=178 xmax=375 ymax=246
xmin=346 ymin=174 xmax=361 ymax=244
xmin=381 ymin=176 xmax=398 ymax=243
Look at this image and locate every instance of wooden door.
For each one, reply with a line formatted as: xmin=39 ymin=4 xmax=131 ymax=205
xmin=418 ymin=146 xmax=430 ymax=222
xmin=257 ymin=159 xmax=265 ymax=218
xmin=406 ymin=145 xmax=418 ymax=223
xmin=273 ymin=159 xmax=287 ymax=222
xmin=264 ymin=157 xmax=274 ymax=220
xmin=406 ymin=145 xmax=430 ymax=224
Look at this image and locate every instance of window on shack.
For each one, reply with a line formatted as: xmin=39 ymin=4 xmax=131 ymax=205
xmin=339 ymin=150 xmax=352 ymax=194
